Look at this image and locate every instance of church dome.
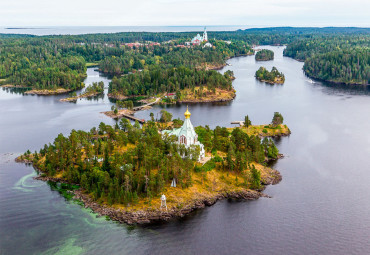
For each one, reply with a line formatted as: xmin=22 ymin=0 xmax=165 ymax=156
xmin=184 ymin=106 xmax=191 ymax=119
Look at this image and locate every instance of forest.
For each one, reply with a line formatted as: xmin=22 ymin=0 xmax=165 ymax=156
xmin=255 ymin=66 xmax=285 ymax=84
xmin=284 ymin=35 xmax=369 ymax=84
xmin=255 ymin=49 xmax=274 ymax=61
xmin=19 ymin=119 xmax=279 ymax=205
xmin=0 ymin=27 xmax=369 ymax=91
xmin=109 ymin=66 xmax=233 ymax=98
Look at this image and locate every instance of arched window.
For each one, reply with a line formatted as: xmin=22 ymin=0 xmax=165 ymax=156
xmin=180 ymin=135 xmax=187 ymax=145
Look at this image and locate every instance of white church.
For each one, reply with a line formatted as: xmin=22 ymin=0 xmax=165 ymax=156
xmin=188 ymin=27 xmax=208 ymax=46
xmin=162 ymin=107 xmax=205 ymax=161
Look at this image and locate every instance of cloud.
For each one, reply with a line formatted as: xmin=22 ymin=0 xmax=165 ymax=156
xmin=0 ymin=0 xmax=369 ymax=27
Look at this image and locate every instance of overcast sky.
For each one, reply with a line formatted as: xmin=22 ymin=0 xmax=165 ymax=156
xmin=0 ymin=0 xmax=369 ymax=27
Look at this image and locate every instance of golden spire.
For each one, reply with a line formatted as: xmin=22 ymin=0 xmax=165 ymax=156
xmin=184 ymin=105 xmax=191 ymax=119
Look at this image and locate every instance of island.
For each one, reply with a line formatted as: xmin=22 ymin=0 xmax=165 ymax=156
xmin=255 ymin=49 xmax=274 ymax=61
xmin=109 ymin=67 xmax=236 ymax=104
xmin=0 ymin=28 xmax=368 ymax=96
xmin=60 ymin=82 xmax=104 ymax=102
xmin=255 ymin=66 xmax=285 ymax=84
xmin=16 ymin=109 xmax=289 ymax=225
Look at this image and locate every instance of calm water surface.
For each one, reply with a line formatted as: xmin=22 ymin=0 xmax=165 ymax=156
xmin=0 ymin=26 xmax=249 ymax=35
xmin=1 ymin=46 xmax=370 ymax=254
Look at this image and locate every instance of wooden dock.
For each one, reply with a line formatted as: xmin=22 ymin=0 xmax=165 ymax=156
xmin=103 ymin=97 xmax=161 ymax=124
xmin=132 ymin=97 xmax=161 ymax=111
xmin=114 ymin=112 xmax=146 ymax=124
xmin=231 ymin=121 xmax=244 ymax=127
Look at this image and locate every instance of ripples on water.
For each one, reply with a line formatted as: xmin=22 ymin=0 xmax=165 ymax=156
xmin=1 ymin=46 xmax=370 ymax=254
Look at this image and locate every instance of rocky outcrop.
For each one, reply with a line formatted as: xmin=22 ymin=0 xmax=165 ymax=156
xmin=72 ymin=188 xmax=266 ymax=225
xmin=178 ymin=91 xmax=236 ymax=103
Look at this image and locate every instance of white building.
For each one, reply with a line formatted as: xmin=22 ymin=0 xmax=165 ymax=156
xmin=162 ymin=107 xmax=205 ymax=161
xmin=190 ymin=27 xmax=208 ymax=45
xmin=203 ymin=42 xmax=213 ymax=48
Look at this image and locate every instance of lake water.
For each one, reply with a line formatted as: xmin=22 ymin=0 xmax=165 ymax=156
xmin=2 ymin=46 xmax=370 ymax=254
xmin=0 ymin=26 xmax=249 ymax=36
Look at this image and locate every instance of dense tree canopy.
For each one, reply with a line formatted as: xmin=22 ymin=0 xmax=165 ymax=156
xmin=255 ymin=66 xmax=285 ymax=84
xmin=22 ymin=121 xmax=279 ymax=205
xmin=0 ymin=27 xmax=369 ymax=90
xmin=255 ymin=49 xmax=274 ymax=61
xmin=109 ymin=66 xmax=233 ymax=97
xmin=283 ymin=35 xmax=370 ymax=84
xmin=303 ymin=49 xmax=369 ymax=85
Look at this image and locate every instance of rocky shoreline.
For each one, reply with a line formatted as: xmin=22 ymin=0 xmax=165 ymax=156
xmin=179 ymin=90 xmax=236 ymax=103
xmin=37 ymin=168 xmax=281 ymax=225
xmin=72 ymin=188 xmax=269 ymax=225
xmin=16 ymin=155 xmax=282 ymax=225
xmin=60 ymin=91 xmax=102 ymax=102
xmin=256 ymin=77 xmax=284 ymax=85
xmin=25 ymin=88 xmax=73 ymax=95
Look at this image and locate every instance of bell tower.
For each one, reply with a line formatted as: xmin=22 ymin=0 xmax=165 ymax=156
xmin=203 ymin=27 xmax=208 ymax=42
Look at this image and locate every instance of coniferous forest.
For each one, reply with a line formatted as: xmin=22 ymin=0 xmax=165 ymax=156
xmin=19 ymin=120 xmax=279 ymax=205
xmin=1 ymin=27 xmax=369 ymax=93
xmin=255 ymin=49 xmax=274 ymax=61
xmin=255 ymin=66 xmax=285 ymax=84
xmin=283 ymin=35 xmax=369 ymax=84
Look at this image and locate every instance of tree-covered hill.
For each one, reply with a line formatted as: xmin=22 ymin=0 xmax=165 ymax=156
xmin=303 ymin=49 xmax=369 ymax=85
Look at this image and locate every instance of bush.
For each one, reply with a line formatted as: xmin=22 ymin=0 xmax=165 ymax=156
xmin=262 ymin=129 xmax=268 ymax=134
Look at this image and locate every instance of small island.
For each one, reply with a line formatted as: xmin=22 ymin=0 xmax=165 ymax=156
xmin=109 ymin=68 xmax=237 ymax=104
xmin=255 ymin=66 xmax=285 ymax=84
xmin=255 ymin=49 xmax=274 ymax=61
xmin=60 ymin=82 xmax=104 ymax=102
xmin=16 ymin=109 xmax=289 ymax=225
xmin=230 ymin=113 xmax=291 ymax=138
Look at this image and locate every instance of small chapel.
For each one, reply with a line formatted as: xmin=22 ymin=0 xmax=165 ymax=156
xmin=162 ymin=107 xmax=205 ymax=161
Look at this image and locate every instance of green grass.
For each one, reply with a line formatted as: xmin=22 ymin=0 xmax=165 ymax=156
xmin=86 ymin=62 xmax=99 ymax=67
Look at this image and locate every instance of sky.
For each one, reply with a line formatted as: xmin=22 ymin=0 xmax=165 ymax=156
xmin=0 ymin=0 xmax=369 ymax=27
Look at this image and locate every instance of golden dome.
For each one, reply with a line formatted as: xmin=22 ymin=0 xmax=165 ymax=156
xmin=184 ymin=106 xmax=191 ymax=119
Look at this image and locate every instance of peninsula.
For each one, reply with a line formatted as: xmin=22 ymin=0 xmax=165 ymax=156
xmin=16 ymin=109 xmax=289 ymax=225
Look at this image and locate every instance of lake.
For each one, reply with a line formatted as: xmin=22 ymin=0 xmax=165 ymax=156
xmin=1 ymin=46 xmax=370 ymax=255
xmin=0 ymin=26 xmax=249 ymax=36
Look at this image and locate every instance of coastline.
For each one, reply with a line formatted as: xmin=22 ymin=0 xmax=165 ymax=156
xmin=178 ymin=88 xmax=236 ymax=103
xmin=256 ymin=77 xmax=284 ymax=85
xmin=60 ymin=91 xmax=103 ymax=102
xmin=16 ymin=155 xmax=282 ymax=225
xmin=303 ymin=71 xmax=369 ymax=86
xmin=25 ymin=88 xmax=74 ymax=95
xmin=1 ymin=84 xmax=30 ymax=88
xmin=228 ymin=124 xmax=291 ymax=138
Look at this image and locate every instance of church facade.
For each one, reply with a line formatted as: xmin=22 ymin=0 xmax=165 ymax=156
xmin=190 ymin=27 xmax=208 ymax=45
xmin=162 ymin=107 xmax=205 ymax=161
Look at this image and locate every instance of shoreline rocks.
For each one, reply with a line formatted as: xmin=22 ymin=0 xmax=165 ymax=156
xmin=15 ymin=152 xmax=282 ymax=226
xmin=72 ymin=187 xmax=271 ymax=226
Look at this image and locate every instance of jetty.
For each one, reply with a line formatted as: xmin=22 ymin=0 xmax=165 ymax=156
xmin=116 ymin=112 xmax=146 ymax=124
xmin=231 ymin=121 xmax=244 ymax=127
xmin=132 ymin=97 xmax=161 ymax=111
xmin=103 ymin=97 xmax=161 ymax=123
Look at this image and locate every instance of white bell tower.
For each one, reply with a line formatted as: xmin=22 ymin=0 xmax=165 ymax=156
xmin=203 ymin=27 xmax=208 ymax=42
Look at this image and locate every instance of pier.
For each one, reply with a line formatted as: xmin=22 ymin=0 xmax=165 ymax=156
xmin=132 ymin=97 xmax=161 ymax=111
xmin=104 ymin=97 xmax=161 ymax=123
xmin=231 ymin=121 xmax=244 ymax=127
xmin=115 ymin=112 xmax=146 ymax=124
